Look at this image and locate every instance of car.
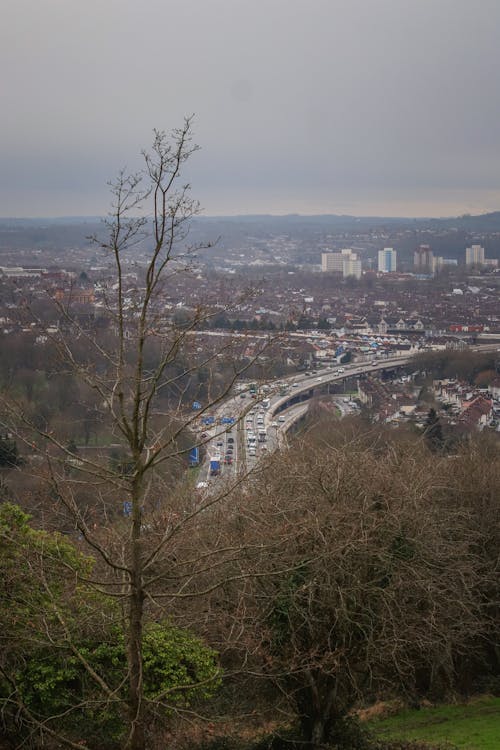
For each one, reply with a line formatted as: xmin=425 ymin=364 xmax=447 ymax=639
xmin=317 ymin=377 xmax=322 ymax=381
xmin=292 ymin=382 xmax=299 ymax=388
xmin=249 ymin=448 xmax=256 ymax=456
xmin=278 ymin=416 xmax=286 ymax=423
xmin=200 ymin=432 xmax=208 ymax=439
xmin=271 ymin=420 xmax=278 ymax=427
xmin=224 ymin=455 xmax=233 ymax=464
xmin=216 ymin=440 xmax=224 ymax=447
xmin=227 ymin=437 xmax=234 ymax=443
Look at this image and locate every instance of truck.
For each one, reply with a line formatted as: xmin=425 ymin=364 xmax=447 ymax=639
xmin=209 ymin=457 xmax=221 ymax=476
xmin=188 ymin=446 xmax=200 ymax=467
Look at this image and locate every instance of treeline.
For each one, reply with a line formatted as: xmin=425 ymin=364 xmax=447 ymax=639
xmin=208 ymin=313 xmax=332 ymax=331
xmin=0 ymin=329 xmax=239 ymax=449
xmin=413 ymin=349 xmax=498 ymax=384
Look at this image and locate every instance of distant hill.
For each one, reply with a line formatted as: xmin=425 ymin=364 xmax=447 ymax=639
xmin=2 ymin=210 xmax=500 ymax=234
xmin=1 ymin=211 xmax=500 ymax=263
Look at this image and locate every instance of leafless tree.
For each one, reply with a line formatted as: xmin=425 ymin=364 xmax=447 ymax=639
xmin=210 ymin=436 xmax=491 ymax=748
xmin=0 ymin=119 xmax=275 ymax=750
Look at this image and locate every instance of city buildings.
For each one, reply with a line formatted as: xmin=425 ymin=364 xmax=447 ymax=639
xmin=465 ymin=244 xmax=485 ymax=266
xmin=321 ymin=249 xmax=362 ymax=279
xmin=342 ymin=253 xmax=362 ymax=279
xmin=414 ymin=244 xmax=434 ymax=274
xmin=321 ymin=251 xmax=344 ymax=272
xmin=378 ymin=247 xmax=397 ymax=273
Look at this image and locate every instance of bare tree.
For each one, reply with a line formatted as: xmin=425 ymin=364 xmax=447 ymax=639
xmin=0 ymin=119 xmax=273 ymax=750
xmin=212 ymin=435 xmax=490 ymax=748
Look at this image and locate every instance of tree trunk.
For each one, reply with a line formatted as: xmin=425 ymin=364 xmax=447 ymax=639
xmin=127 ymin=583 xmax=145 ymax=749
xmin=310 ymin=717 xmax=327 ymax=748
xmin=127 ymin=496 xmax=145 ymax=750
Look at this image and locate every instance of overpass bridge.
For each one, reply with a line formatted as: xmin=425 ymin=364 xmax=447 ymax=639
xmin=199 ymin=344 xmax=498 ymax=482
xmin=268 ymin=355 xmax=413 ymax=418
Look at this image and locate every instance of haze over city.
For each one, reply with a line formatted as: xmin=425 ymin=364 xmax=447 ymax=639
xmin=3 ymin=0 xmax=500 ymax=218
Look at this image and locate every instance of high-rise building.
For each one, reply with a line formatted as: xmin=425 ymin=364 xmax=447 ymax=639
xmin=321 ymin=252 xmax=343 ymax=272
xmin=342 ymin=253 xmax=362 ymax=279
xmin=322 ymin=248 xmax=357 ymax=273
xmin=465 ymin=244 xmax=485 ymax=266
xmin=378 ymin=247 xmax=397 ymax=273
xmin=414 ymin=244 xmax=434 ymax=274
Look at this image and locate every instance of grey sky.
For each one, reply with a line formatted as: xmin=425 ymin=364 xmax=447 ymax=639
xmin=2 ymin=0 xmax=500 ymax=217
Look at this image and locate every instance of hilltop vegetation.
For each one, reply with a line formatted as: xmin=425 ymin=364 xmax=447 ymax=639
xmin=0 ymin=420 xmax=498 ymax=749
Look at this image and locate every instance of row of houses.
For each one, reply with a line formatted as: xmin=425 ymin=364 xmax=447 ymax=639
xmin=432 ymin=378 xmax=500 ymax=430
xmin=356 ymin=373 xmax=500 ymax=432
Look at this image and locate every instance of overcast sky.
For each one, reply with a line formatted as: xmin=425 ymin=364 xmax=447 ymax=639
xmin=2 ymin=0 xmax=500 ymax=218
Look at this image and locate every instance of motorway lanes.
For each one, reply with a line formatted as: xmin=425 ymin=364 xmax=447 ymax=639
xmin=196 ymin=345 xmax=498 ymax=488
xmin=196 ymin=419 xmax=238 ymax=485
xmin=196 ymin=356 xmax=413 ymax=486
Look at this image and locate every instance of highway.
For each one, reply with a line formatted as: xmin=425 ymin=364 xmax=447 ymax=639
xmin=195 ymin=353 xmax=414 ymax=486
xmin=195 ymin=343 xmax=497 ymax=486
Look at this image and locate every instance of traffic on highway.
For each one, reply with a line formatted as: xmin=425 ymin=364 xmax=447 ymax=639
xmin=192 ymin=353 xmax=415 ymax=489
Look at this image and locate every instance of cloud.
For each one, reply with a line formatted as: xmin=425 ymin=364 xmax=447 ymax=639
xmin=1 ymin=0 xmax=500 ymax=216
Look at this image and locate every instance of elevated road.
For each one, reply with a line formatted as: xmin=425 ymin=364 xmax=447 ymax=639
xmin=197 ymin=344 xmax=498 ymax=485
xmin=198 ymin=354 xmax=413 ymax=482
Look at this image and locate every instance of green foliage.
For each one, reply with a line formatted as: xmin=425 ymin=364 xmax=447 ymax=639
xmin=2 ymin=625 xmax=219 ymax=742
xmin=423 ymin=408 xmax=444 ymax=452
xmin=0 ymin=503 xmax=221 ymax=746
xmin=143 ymin=622 xmax=222 ymax=704
xmin=0 ymin=502 xmax=90 ymax=637
xmin=267 ymin=564 xmax=309 ymax=652
xmin=373 ymin=741 xmax=455 ymax=750
xmin=8 ymin=623 xmax=221 ymax=744
xmin=11 ymin=651 xmax=124 ymax=747
xmin=372 ymin=697 xmax=500 ymax=750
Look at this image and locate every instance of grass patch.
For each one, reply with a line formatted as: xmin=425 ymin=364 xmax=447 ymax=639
xmin=371 ymin=696 xmax=500 ymax=750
